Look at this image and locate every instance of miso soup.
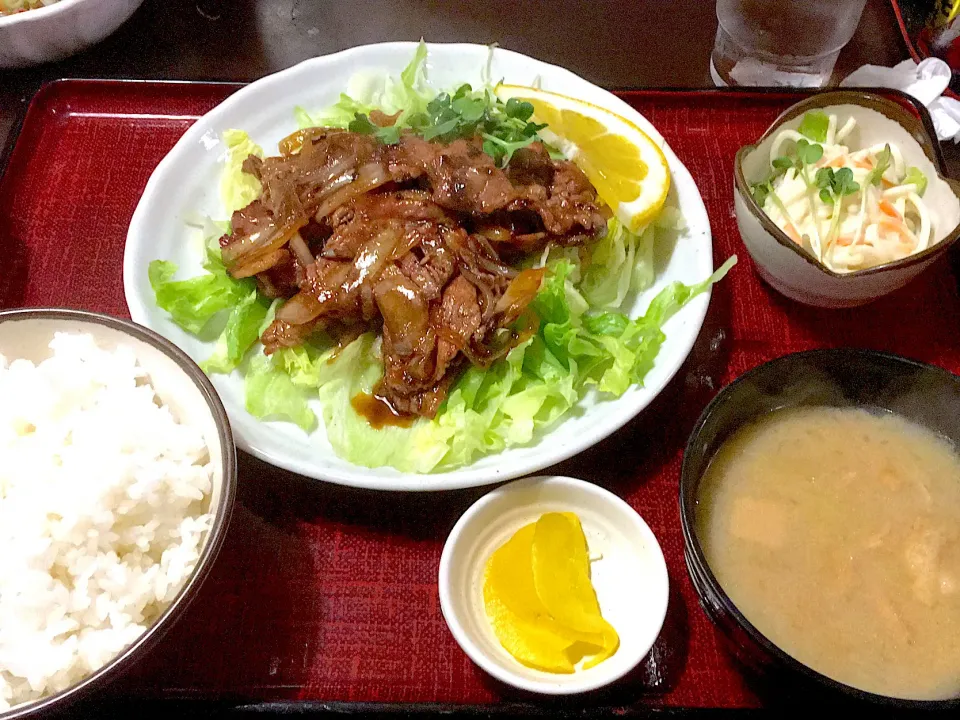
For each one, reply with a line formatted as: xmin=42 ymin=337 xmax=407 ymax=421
xmin=696 ymin=406 xmax=960 ymax=700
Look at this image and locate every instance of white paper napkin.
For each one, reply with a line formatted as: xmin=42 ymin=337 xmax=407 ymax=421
xmin=841 ymin=58 xmax=960 ymax=142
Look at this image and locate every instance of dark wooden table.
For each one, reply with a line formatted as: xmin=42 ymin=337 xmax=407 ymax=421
xmin=0 ymin=0 xmax=909 ymax=156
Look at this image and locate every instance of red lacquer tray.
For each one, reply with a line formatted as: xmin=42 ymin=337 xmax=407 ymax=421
xmin=1 ymin=81 xmax=959 ymax=716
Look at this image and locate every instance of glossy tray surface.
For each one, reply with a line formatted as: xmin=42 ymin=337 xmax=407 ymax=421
xmin=1 ymin=80 xmax=959 ymax=712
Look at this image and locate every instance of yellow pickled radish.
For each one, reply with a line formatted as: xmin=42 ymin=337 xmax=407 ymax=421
xmin=482 ymin=582 xmax=576 ymax=673
xmin=481 ymin=512 xmax=619 ymax=673
xmin=484 ymin=523 xmax=542 ymax=618
xmin=531 ymin=513 xmax=604 ymax=628
xmin=531 ymin=512 xmax=620 ymax=667
xmin=485 ymin=524 xmax=606 ymax=647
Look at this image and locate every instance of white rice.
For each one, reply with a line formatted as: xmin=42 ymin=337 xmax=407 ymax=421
xmin=0 ymin=333 xmax=214 ymax=711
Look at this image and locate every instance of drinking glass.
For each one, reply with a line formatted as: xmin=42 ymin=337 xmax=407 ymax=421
xmin=711 ymin=0 xmax=868 ymax=87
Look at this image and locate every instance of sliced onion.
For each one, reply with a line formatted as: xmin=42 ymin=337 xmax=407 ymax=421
xmin=289 ymin=231 xmax=315 ymax=268
xmin=345 ymin=222 xmax=404 ymax=292
xmin=227 ymin=220 xmax=305 ymax=277
xmin=477 ymin=226 xmax=512 ymax=243
xmin=462 ymin=310 xmax=540 ymax=369
xmin=494 ymin=268 xmax=545 ymax=318
xmin=276 ymin=291 xmax=324 ymax=325
xmin=279 ymin=129 xmax=309 ymax=156
xmin=312 ymin=168 xmax=357 ymax=202
xmin=230 ymin=248 xmax=288 ymax=279
xmin=359 ymin=282 xmax=377 ymax=321
xmin=314 ymin=162 xmax=391 ymax=221
xmin=370 ymin=109 xmax=401 ymax=127
xmin=302 ymin=159 xmax=355 ymax=200
xmin=460 ymin=233 xmax=516 ymax=278
xmin=224 ymin=164 xmax=358 ymax=273
xmin=390 ymin=222 xmax=434 ymax=262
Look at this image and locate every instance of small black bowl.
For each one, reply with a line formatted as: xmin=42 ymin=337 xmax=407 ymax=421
xmin=679 ymin=348 xmax=960 ymax=708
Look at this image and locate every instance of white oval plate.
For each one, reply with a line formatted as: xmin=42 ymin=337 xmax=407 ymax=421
xmin=124 ymin=42 xmax=714 ymax=491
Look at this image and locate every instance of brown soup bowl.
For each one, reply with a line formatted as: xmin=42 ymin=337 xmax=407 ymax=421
xmin=680 ymin=348 xmax=960 ymax=708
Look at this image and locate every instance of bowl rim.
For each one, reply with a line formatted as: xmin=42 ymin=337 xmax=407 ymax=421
xmin=437 ymin=474 xmax=669 ymax=696
xmin=733 ymin=89 xmax=960 ymax=279
xmin=0 ymin=0 xmax=87 ymax=26
xmin=679 ymin=347 xmax=960 ymax=708
xmin=0 ymin=307 xmax=238 ymax=719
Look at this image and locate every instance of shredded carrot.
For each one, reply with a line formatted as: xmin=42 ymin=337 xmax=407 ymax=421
xmin=879 ymin=200 xmax=903 ymax=221
xmin=835 ymin=234 xmax=855 ymax=247
xmin=878 ymin=218 xmax=915 ymax=247
xmin=853 ymin=157 xmax=873 ymax=170
xmin=826 ymin=155 xmax=848 ymax=168
xmin=783 ymin=223 xmax=802 ymax=245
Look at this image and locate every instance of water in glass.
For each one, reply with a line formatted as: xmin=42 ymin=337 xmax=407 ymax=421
xmin=711 ymin=0 xmax=868 ymax=87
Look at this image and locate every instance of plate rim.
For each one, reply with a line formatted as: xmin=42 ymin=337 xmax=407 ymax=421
xmin=123 ymin=41 xmax=715 ymax=491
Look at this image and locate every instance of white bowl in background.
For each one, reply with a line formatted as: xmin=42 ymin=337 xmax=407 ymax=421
xmin=0 ymin=0 xmax=145 ymax=68
xmin=438 ymin=475 xmax=669 ymax=695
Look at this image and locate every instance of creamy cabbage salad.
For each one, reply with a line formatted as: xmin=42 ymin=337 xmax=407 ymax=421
xmin=752 ymin=110 xmax=932 ymax=273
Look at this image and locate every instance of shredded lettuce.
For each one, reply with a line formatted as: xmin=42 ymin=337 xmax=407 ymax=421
xmin=579 ymin=217 xmax=663 ymax=308
xmin=295 ymin=40 xmax=433 ymax=131
xmin=150 ymin=130 xmax=267 ymax=370
xmin=149 ymin=216 xmax=259 ymax=356
xmin=229 ymin=305 xmax=325 ymax=431
xmin=533 ymin=255 xmax=736 ymax=397
xmin=221 ymin=129 xmax=263 ymax=213
xmin=148 ymin=257 xmax=248 ymax=336
xmin=260 ymin=328 xmax=580 ymax=473
xmin=149 ymin=46 xmax=738 ymax=472
xmin=222 ymin=253 xmax=736 ymax=472
xmin=244 ymin=353 xmax=318 ymax=432
xmin=314 ymin=334 xmax=454 ymax=472
xmin=200 ymin=288 xmax=271 ymax=374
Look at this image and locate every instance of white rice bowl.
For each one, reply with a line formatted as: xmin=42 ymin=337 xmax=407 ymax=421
xmin=0 ymin=333 xmax=214 ymax=711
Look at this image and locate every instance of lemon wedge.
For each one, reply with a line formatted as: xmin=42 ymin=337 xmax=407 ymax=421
xmin=494 ymin=84 xmax=670 ymax=231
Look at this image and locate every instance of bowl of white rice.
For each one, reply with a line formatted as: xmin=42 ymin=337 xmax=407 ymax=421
xmin=0 ymin=0 xmax=146 ymax=68
xmin=0 ymin=308 xmax=236 ymax=717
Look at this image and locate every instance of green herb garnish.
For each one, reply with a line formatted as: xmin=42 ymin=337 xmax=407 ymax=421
xmin=794 ymin=138 xmax=824 ymax=167
xmin=865 ymin=144 xmax=892 ymax=188
xmin=815 ymin=166 xmax=860 ymax=205
xmin=349 ymin=83 xmax=547 ymax=166
xmin=347 ymin=114 xmax=401 ymax=145
xmin=815 ymin=166 xmax=861 ymax=249
xmin=750 ymin=138 xmax=822 ymax=205
xmin=751 ymin=180 xmax=772 ymax=206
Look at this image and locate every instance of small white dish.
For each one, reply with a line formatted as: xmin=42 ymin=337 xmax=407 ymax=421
xmin=123 ymin=41 xmax=715 ymax=491
xmin=438 ymin=475 xmax=669 ymax=695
